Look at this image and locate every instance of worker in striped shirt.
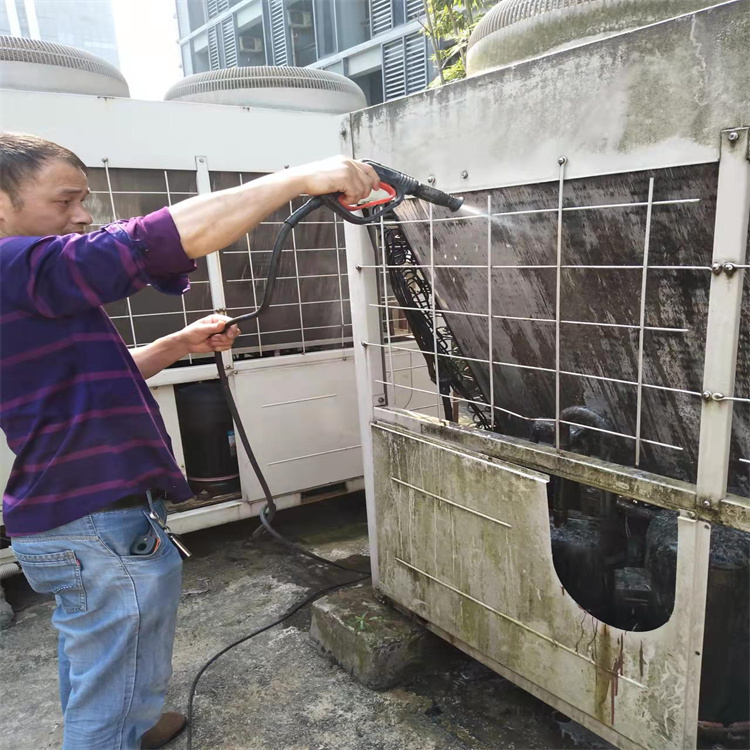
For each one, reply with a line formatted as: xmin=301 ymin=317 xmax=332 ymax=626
xmin=0 ymin=133 xmax=379 ymax=750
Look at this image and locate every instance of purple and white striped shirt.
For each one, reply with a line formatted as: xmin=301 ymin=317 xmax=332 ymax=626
xmin=0 ymin=208 xmax=195 ymax=535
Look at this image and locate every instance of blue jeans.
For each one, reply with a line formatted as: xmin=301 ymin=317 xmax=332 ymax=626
xmin=11 ymin=500 xmax=183 ymax=750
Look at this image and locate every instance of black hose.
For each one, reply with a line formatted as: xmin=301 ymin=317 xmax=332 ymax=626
xmin=186 ymin=195 xmax=372 ymax=749
xmin=186 ymin=572 xmax=368 ymax=750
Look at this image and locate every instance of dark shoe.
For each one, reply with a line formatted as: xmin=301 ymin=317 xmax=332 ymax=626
xmin=140 ymin=712 xmax=187 ymax=749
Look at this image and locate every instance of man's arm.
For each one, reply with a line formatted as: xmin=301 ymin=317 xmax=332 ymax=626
xmin=0 ymin=157 xmax=378 ymax=319
xmin=131 ymin=314 xmax=239 ymax=380
xmin=169 ymin=157 xmax=379 ymax=259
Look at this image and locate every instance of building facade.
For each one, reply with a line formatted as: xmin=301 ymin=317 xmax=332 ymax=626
xmin=175 ymin=0 xmax=432 ymax=106
xmin=0 ymin=0 xmax=120 ymax=68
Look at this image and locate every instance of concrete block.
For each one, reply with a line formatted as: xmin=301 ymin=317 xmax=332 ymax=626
xmin=310 ymin=584 xmax=442 ymax=690
xmin=0 ymin=583 xmax=15 ymax=630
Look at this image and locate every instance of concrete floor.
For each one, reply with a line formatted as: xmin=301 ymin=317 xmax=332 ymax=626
xmin=1 ymin=493 xmax=610 ymax=750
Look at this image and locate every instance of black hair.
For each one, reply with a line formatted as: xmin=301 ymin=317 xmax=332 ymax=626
xmin=0 ymin=132 xmax=87 ymax=207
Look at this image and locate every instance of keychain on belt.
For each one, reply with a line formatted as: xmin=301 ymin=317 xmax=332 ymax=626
xmin=146 ymin=490 xmax=192 ymax=558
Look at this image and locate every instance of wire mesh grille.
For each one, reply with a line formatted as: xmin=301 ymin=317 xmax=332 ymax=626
xmin=211 ymin=172 xmax=352 ymax=356
xmin=87 ymin=166 xmax=211 ymax=362
xmin=365 ymin=162 xmax=749 ymax=495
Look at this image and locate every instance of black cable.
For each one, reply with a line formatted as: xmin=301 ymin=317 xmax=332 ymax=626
xmin=186 ymin=571 xmax=369 ymax=750
xmin=214 ymin=355 xmax=369 ymax=575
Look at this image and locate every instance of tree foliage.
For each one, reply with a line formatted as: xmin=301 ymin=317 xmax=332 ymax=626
xmin=421 ymin=0 xmax=494 ymax=86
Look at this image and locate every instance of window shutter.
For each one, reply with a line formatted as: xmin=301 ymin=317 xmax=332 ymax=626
xmin=383 ymin=31 xmax=426 ymax=100
xmin=404 ymin=31 xmax=427 ymax=93
xmin=208 ymin=26 xmax=221 ymax=69
xmin=370 ymin=0 xmax=393 ymax=37
xmin=382 ymin=37 xmax=405 ymax=100
xmin=222 ymin=16 xmax=237 ymax=67
xmin=405 ymin=0 xmax=423 ymax=21
xmin=270 ymin=0 xmax=289 ymax=66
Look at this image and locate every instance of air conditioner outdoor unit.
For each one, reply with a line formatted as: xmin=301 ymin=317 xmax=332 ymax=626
xmin=288 ymin=10 xmax=312 ymax=28
xmin=239 ymin=36 xmax=264 ymax=53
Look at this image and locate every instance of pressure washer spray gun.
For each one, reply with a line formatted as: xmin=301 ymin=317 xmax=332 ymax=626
xmin=214 ymin=161 xmax=463 ymax=537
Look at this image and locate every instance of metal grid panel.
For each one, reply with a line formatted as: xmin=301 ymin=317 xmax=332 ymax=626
xmin=361 ymin=162 xmax=748 ymax=489
xmin=210 ymin=172 xmax=352 ymax=355
xmin=87 ymin=166 xmax=212 ymax=360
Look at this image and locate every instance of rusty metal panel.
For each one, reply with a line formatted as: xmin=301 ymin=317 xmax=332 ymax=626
xmin=373 ymin=422 xmax=711 ymax=750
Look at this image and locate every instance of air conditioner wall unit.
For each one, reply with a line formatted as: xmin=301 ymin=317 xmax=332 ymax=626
xmin=288 ymin=10 xmax=312 ymax=28
xmin=239 ymin=36 xmax=264 ymax=52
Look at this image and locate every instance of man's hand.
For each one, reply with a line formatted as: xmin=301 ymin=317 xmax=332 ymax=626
xmin=176 ymin=314 xmax=240 ymax=354
xmin=131 ymin=315 xmax=240 ymax=379
xmin=288 ymin=157 xmax=381 ymax=207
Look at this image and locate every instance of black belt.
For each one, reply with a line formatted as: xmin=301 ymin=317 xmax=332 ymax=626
xmin=97 ymin=490 xmax=164 ymax=513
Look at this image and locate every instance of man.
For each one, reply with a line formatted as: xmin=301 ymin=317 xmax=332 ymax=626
xmin=0 ymin=133 xmax=379 ymax=749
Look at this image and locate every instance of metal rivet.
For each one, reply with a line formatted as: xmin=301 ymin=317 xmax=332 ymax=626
xmin=461 ymin=170 xmax=469 ymax=179
xmin=702 ymin=499 xmax=712 ymax=508
xmin=728 ymin=131 xmax=740 ymax=142
xmin=427 ymin=175 xmax=436 ymax=184
xmin=723 ymin=262 xmax=737 ymax=276
xmin=702 ymin=391 xmax=712 ymax=401
xmin=558 ymin=156 xmax=567 ymax=165
xmin=711 ymin=262 xmax=723 ymax=275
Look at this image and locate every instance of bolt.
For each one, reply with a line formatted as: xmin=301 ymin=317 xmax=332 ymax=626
xmin=711 ymin=262 xmax=723 ymax=275
xmin=558 ymin=156 xmax=567 ymax=165
xmin=377 ymin=396 xmax=385 ymax=405
xmin=427 ymin=175 xmax=436 ymax=184
xmin=702 ymin=390 xmax=712 ymax=401
xmin=728 ymin=131 xmax=740 ymax=142
xmin=702 ymin=499 xmax=712 ymax=508
xmin=461 ymin=170 xmax=469 ymax=179
xmin=723 ymin=262 xmax=737 ymax=276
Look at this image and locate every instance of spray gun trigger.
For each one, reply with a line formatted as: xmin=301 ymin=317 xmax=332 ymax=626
xmin=338 ymin=182 xmax=397 ymax=211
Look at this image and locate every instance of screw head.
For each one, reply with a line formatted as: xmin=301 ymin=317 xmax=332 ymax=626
xmin=461 ymin=170 xmax=469 ymax=179
xmin=377 ymin=396 xmax=385 ymax=405
xmin=558 ymin=156 xmax=567 ymax=165
xmin=711 ymin=262 xmax=723 ymax=275
xmin=728 ymin=131 xmax=740 ymax=142
xmin=723 ymin=262 xmax=737 ymax=276
xmin=427 ymin=175 xmax=436 ymax=185
xmin=702 ymin=499 xmax=712 ymax=508
xmin=702 ymin=390 xmax=712 ymax=401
